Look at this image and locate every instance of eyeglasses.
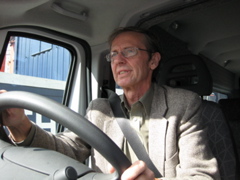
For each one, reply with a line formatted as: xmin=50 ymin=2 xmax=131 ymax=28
xmin=106 ymin=47 xmax=152 ymax=62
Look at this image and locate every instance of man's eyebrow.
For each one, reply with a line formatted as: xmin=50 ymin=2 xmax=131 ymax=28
xmin=111 ymin=46 xmax=134 ymax=52
xmin=110 ymin=50 xmax=118 ymax=53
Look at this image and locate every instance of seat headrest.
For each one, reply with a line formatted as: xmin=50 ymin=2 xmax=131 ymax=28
xmin=158 ymin=55 xmax=212 ymax=96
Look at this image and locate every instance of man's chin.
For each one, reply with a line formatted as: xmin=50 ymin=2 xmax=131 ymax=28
xmin=117 ymin=82 xmax=128 ymax=88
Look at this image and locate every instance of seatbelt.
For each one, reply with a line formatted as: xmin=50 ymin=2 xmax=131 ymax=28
xmin=105 ymin=89 xmax=162 ymax=178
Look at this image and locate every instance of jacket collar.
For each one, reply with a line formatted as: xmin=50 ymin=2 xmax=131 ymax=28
xmin=150 ymin=84 xmax=168 ymax=118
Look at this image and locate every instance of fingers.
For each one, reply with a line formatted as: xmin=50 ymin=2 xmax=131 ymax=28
xmin=0 ymin=89 xmax=31 ymax=142
xmin=0 ymin=89 xmax=8 ymax=125
xmin=121 ymin=160 xmax=155 ymax=180
xmin=1 ymin=108 xmax=24 ymax=126
xmin=108 ymin=164 xmax=115 ymax=174
xmin=0 ymin=90 xmax=6 ymax=126
xmin=0 ymin=89 xmax=7 ymax=94
xmin=0 ymin=90 xmax=26 ymax=126
xmin=0 ymin=112 xmax=2 ymax=127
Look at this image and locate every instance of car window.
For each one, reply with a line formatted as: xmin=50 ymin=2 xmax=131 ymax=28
xmin=0 ymin=36 xmax=72 ymax=134
xmin=116 ymin=86 xmax=228 ymax=103
xmin=203 ymin=92 xmax=228 ymax=103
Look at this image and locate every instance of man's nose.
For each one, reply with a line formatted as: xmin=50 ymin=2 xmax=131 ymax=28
xmin=113 ymin=52 xmax=127 ymax=63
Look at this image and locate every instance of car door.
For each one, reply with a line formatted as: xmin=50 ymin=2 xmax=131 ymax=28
xmin=0 ymin=27 xmax=91 ymax=134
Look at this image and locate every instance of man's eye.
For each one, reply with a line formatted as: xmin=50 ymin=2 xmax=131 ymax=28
xmin=125 ymin=48 xmax=134 ymax=53
xmin=111 ymin=52 xmax=118 ymax=57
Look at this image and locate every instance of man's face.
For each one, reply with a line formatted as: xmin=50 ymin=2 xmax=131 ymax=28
xmin=110 ymin=32 xmax=159 ymax=90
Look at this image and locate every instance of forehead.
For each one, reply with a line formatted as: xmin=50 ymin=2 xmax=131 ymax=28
xmin=111 ymin=32 xmax=146 ymax=50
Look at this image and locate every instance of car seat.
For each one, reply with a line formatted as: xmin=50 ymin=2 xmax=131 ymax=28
xmin=219 ymin=98 xmax=240 ymax=176
xmin=157 ymin=54 xmax=237 ymax=180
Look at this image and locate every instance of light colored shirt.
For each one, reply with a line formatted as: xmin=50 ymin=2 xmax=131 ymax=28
xmin=120 ymin=84 xmax=154 ymax=163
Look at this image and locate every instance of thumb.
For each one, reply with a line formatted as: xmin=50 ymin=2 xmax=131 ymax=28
xmin=108 ymin=164 xmax=115 ymax=173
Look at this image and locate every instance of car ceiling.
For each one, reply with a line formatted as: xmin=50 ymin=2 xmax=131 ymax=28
xmin=0 ymin=0 xmax=240 ymax=77
xmin=153 ymin=0 xmax=240 ymax=76
xmin=0 ymin=0 xmax=207 ymax=45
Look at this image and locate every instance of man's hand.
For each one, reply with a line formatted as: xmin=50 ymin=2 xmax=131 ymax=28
xmin=0 ymin=90 xmax=32 ymax=142
xmin=109 ymin=160 xmax=156 ymax=180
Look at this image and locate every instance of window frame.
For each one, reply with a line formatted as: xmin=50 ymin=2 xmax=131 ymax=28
xmin=0 ymin=27 xmax=92 ymax=133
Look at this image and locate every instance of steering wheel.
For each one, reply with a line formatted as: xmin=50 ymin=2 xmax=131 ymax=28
xmin=0 ymin=91 xmax=131 ymax=180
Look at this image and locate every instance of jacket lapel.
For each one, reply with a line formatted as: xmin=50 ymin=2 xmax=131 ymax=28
xmin=149 ymin=85 xmax=168 ymax=176
xmin=149 ymin=118 xmax=168 ymax=176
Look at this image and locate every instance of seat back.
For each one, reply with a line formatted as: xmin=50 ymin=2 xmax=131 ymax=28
xmin=158 ymin=55 xmax=237 ymax=180
xmin=219 ymin=98 xmax=240 ymax=177
xmin=158 ymin=55 xmax=212 ymax=96
xmin=201 ymin=101 xmax=237 ymax=180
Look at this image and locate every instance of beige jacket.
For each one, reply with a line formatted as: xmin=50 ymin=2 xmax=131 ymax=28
xmin=29 ymin=84 xmax=220 ymax=180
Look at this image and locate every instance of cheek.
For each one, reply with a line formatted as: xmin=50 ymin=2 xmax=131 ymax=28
xmin=137 ymin=61 xmax=151 ymax=74
xmin=111 ymin=64 xmax=118 ymax=78
xmin=111 ymin=63 xmax=115 ymax=73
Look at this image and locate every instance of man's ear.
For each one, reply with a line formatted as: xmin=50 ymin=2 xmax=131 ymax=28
xmin=150 ymin=52 xmax=161 ymax=70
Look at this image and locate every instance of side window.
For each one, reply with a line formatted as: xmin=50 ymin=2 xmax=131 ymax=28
xmin=0 ymin=36 xmax=72 ymax=134
xmin=115 ymin=85 xmax=123 ymax=95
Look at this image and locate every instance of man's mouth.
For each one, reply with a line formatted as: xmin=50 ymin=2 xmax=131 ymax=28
xmin=119 ymin=71 xmax=129 ymax=75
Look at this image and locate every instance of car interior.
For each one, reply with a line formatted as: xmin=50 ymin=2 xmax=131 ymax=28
xmin=0 ymin=0 xmax=239 ymax=179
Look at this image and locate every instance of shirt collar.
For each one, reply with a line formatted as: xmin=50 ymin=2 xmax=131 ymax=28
xmin=120 ymin=83 xmax=154 ymax=118
xmin=140 ymin=83 xmax=154 ymax=118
